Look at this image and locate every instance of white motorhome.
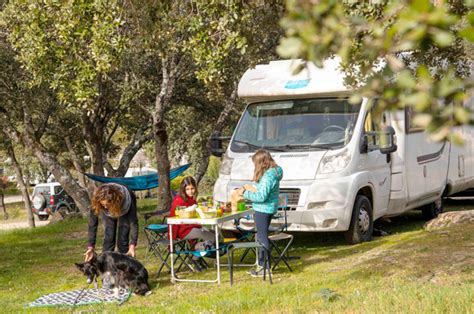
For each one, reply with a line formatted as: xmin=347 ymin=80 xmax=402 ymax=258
xmin=212 ymin=58 xmax=474 ymax=243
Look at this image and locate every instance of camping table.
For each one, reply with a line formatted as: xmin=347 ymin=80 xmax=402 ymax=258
xmin=167 ymin=209 xmax=254 ymax=284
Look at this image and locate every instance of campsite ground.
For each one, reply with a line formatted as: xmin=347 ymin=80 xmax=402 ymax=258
xmin=0 ymin=198 xmax=472 ymax=313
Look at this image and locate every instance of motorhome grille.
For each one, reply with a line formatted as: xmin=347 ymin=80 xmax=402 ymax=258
xmin=244 ymin=188 xmax=300 ymax=211
xmin=280 ymin=154 xmax=309 ymax=158
xmin=280 ymin=188 xmax=300 ymax=210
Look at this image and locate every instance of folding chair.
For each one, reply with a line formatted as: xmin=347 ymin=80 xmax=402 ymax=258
xmin=147 ymin=233 xmax=192 ymax=278
xmin=143 ymin=209 xmax=169 ymax=260
xmin=234 ymin=194 xmax=295 ymax=268
xmin=227 ymin=241 xmax=272 ymax=285
xmin=268 ymin=193 xmax=298 ymax=271
xmin=143 ymin=209 xmax=194 ymax=277
xmin=233 ymin=214 xmax=258 ymax=263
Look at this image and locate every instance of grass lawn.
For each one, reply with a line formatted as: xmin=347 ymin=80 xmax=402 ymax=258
xmin=0 ymin=198 xmax=473 ymax=313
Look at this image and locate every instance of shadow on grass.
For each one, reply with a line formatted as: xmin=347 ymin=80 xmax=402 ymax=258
xmin=143 ymin=217 xmax=416 ymax=283
xmin=234 ymin=200 xmax=473 ymax=274
xmin=443 ymin=196 xmax=474 ymax=210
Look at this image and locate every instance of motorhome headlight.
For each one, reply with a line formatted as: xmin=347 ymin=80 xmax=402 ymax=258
xmin=317 ymin=148 xmax=351 ymax=174
xmin=219 ymin=154 xmax=234 ymax=175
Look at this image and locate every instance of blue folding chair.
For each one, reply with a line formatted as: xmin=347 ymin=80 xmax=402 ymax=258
xmin=143 ymin=208 xmax=193 ymax=277
xmin=143 ymin=209 xmax=169 ymax=259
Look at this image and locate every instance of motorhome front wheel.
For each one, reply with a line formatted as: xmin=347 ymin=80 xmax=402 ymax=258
xmin=344 ymin=195 xmax=373 ymax=244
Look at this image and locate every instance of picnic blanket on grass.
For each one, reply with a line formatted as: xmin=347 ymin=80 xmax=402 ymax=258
xmin=27 ymin=288 xmax=131 ymax=308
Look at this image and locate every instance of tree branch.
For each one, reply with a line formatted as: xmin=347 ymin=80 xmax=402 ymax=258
xmin=104 ymin=125 xmax=154 ymax=177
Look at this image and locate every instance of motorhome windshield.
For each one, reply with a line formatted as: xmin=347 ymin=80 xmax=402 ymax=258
xmin=230 ymin=98 xmax=361 ymax=152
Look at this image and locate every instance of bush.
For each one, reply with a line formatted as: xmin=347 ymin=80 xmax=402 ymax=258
xmin=2 ymin=180 xmax=20 ymax=196
xmin=198 ymin=156 xmax=221 ymax=196
xmin=170 ymin=175 xmax=185 ymax=192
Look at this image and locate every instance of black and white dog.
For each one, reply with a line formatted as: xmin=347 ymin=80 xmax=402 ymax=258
xmin=75 ymin=252 xmax=151 ymax=296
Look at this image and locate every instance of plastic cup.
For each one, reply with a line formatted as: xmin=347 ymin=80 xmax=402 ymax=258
xmin=238 ymin=202 xmax=246 ymax=211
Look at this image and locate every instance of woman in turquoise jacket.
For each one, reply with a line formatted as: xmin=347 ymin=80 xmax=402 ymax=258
xmin=238 ymin=149 xmax=283 ymax=277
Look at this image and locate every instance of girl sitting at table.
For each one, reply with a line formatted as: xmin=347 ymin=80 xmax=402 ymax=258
xmin=169 ymin=176 xmax=215 ymax=243
xmin=237 ymin=149 xmax=283 ymax=277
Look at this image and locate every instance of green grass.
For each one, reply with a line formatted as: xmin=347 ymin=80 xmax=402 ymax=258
xmin=0 ymin=198 xmax=473 ymax=313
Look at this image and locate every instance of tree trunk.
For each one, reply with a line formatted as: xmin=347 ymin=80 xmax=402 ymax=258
xmin=35 ymin=149 xmax=91 ymax=214
xmin=65 ymin=136 xmax=88 ymax=189
xmin=154 ymin=117 xmax=172 ymax=211
xmin=0 ymin=188 xmax=7 ymax=220
xmin=104 ymin=127 xmax=154 ymax=177
xmin=194 ymin=136 xmax=212 ymax=184
xmin=4 ymin=136 xmax=35 ymax=227
xmin=4 ymin=126 xmax=91 ymax=214
xmin=152 ymin=56 xmax=179 ymax=211
xmin=82 ymin=109 xmax=107 ymax=177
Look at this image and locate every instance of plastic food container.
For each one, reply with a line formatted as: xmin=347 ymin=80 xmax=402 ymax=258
xmin=178 ymin=210 xmax=196 ymax=219
xmin=196 ymin=207 xmax=217 ymax=219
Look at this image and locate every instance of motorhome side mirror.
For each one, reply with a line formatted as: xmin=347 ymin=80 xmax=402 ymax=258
xmin=210 ymin=131 xmax=231 ymax=157
xmin=379 ymin=126 xmax=397 ymax=154
xmin=210 ymin=131 xmax=224 ymax=157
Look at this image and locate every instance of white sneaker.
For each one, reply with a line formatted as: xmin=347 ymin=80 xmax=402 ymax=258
xmin=248 ymin=265 xmax=265 ymax=277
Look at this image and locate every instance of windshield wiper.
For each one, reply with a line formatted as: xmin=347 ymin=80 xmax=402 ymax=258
xmin=233 ymin=139 xmax=286 ymax=152
xmin=265 ymin=144 xmax=314 ymax=151
xmin=270 ymin=143 xmax=343 ymax=151
xmin=232 ymin=139 xmax=262 ymax=150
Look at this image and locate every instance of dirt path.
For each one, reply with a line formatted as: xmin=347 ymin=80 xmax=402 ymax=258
xmin=0 ymin=220 xmax=49 ymax=231
xmin=3 ymin=195 xmax=24 ymax=204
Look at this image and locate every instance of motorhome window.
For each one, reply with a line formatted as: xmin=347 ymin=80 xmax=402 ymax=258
xmin=230 ymin=98 xmax=361 ymax=152
xmin=405 ymin=107 xmax=425 ymax=133
xmin=364 ymin=110 xmax=385 ymax=147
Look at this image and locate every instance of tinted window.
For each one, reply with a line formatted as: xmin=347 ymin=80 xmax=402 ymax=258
xmin=35 ymin=187 xmax=51 ymax=195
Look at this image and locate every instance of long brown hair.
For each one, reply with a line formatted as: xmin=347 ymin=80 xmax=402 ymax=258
xmin=252 ymin=149 xmax=277 ymax=182
xmin=91 ymin=184 xmax=124 ymax=216
xmin=178 ymin=176 xmax=198 ymax=202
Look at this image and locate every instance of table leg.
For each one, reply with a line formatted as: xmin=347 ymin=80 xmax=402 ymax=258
xmin=255 ymin=238 xmax=259 ymax=267
xmin=170 ymin=226 xmax=175 ymax=283
xmin=215 ymin=225 xmax=220 ymax=284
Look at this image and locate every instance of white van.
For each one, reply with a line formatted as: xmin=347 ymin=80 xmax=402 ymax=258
xmin=212 ymin=58 xmax=474 ymax=243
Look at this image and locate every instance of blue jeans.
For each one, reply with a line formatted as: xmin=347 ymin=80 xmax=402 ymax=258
xmin=254 ymin=211 xmax=273 ymax=267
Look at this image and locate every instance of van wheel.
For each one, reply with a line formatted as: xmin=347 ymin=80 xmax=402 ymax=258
xmin=57 ymin=206 xmax=70 ymax=216
xmin=344 ymin=195 xmax=373 ymax=244
xmin=38 ymin=215 xmax=49 ymax=221
xmin=421 ymin=198 xmax=443 ymax=220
